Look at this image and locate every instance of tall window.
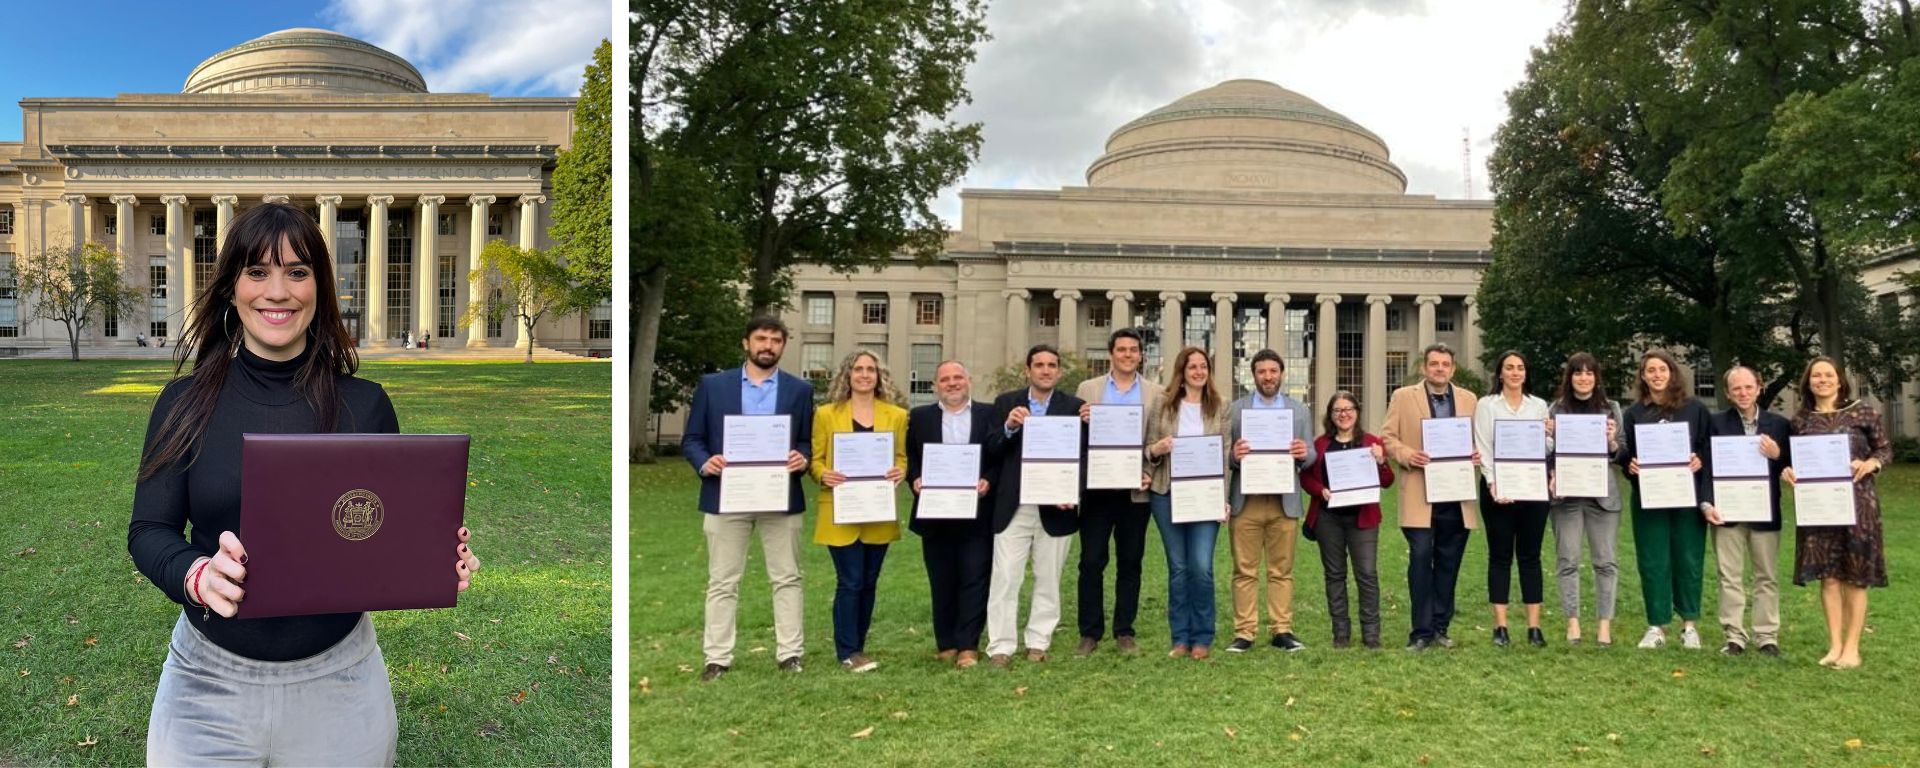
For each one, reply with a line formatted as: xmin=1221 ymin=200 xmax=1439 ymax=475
xmin=1386 ymin=306 xmax=1405 ymax=332
xmin=386 ymin=210 xmax=413 ymax=340
xmin=802 ymin=344 xmax=833 ymax=387
xmin=104 ymin=214 xmax=116 ymax=236
xmin=487 ymin=288 xmax=504 ymax=337
xmin=1087 ymin=303 xmax=1112 ymax=329
xmin=193 ymin=210 xmax=217 ymax=293
xmin=1694 ymin=356 xmax=1716 ymax=401
xmin=334 ymin=209 xmax=367 ymax=324
xmin=909 ymin=343 xmax=941 ymax=405
xmin=149 ymin=214 xmax=167 ymax=236
xmin=437 ymin=253 xmax=458 ymax=338
xmin=1184 ymin=304 xmax=1214 ymax=352
xmin=1136 ymin=302 xmax=1164 ymax=377
xmin=0 ymin=210 xmax=12 ymax=235
xmin=0 ymin=253 xmax=18 ymax=337
xmin=1282 ymin=307 xmax=1310 ymax=403
xmin=1436 ymin=307 xmax=1457 ymax=332
xmin=1386 ymin=351 xmax=1411 ymax=390
xmin=1230 ymin=304 xmax=1265 ymax=398
xmin=487 ymin=214 xmax=504 ymax=236
xmin=589 ymin=300 xmax=612 ymax=340
xmin=1037 ymin=302 xmax=1059 ymax=327
xmin=805 ymin=293 xmax=833 ymax=326
xmin=915 ymin=295 xmax=942 ymax=326
xmin=149 ymin=257 xmax=168 ymax=339
xmin=1336 ymin=303 xmax=1365 ymax=397
xmin=861 ymin=297 xmax=887 ymax=325
xmin=438 ymin=214 xmax=455 ymax=237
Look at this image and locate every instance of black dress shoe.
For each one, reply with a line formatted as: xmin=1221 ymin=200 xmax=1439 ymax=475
xmin=1758 ymin=643 xmax=1781 ymax=657
xmin=1492 ymin=627 xmax=1510 ymax=647
xmin=700 ymin=663 xmax=729 ymax=682
xmin=1527 ymin=627 xmax=1546 ymax=647
xmin=1331 ymin=636 xmax=1352 ymax=649
xmin=1721 ymin=642 xmax=1746 ymax=656
xmin=1405 ymin=637 xmax=1433 ymax=652
xmin=1271 ymin=633 xmax=1306 ymax=652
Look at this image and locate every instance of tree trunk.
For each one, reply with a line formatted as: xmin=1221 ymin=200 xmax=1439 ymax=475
xmin=67 ymin=319 xmax=81 ymax=361
xmin=525 ymin=315 xmax=537 ymax=364
xmin=748 ymin=170 xmax=781 ymax=316
xmin=1813 ymin=232 xmax=1845 ymax=368
xmin=631 ymin=263 xmax=668 ymax=463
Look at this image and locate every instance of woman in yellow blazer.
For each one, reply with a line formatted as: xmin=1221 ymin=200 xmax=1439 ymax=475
xmin=811 ymin=350 xmax=909 ymax=672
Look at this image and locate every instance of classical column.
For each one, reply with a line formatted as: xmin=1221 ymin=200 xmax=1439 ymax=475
xmin=61 ymin=194 xmax=86 ymax=246
xmin=1106 ymin=290 xmax=1134 ymax=331
xmin=366 ymin=196 xmax=393 ymax=345
xmin=832 ymin=289 xmax=858 ymax=362
xmin=514 ymin=194 xmax=545 ymax=349
xmin=1160 ymin=291 xmax=1184 ymax=379
xmin=316 ymin=195 xmax=342 ymax=259
xmin=1264 ymin=292 xmax=1290 ymax=357
xmin=213 ymin=195 xmax=238 ymax=253
xmin=417 ymin=196 xmax=445 ymax=341
xmin=1365 ymin=295 xmax=1391 ymax=420
xmin=1314 ymin=294 xmax=1341 ymax=424
xmin=161 ymin=195 xmax=188 ymax=335
xmin=940 ymin=291 xmax=958 ymax=361
xmin=1212 ymin=292 xmax=1236 ymax=393
xmin=1003 ymin=289 xmax=1031 ymax=365
xmin=887 ymin=290 xmax=911 ymax=373
xmin=110 ymin=195 xmax=137 ymax=271
xmin=465 ymin=195 xmax=495 ymax=346
xmin=1053 ymin=289 xmax=1082 ymax=355
xmin=1464 ymin=296 xmax=1483 ymax=375
xmin=1416 ymin=294 xmax=1440 ymax=352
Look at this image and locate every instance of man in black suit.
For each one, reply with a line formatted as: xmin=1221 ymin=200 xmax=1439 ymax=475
xmin=906 ymin=360 xmax=997 ymax=670
xmin=983 ymin=345 xmax=1085 ymax=667
xmin=1700 ymin=365 xmax=1793 ymax=657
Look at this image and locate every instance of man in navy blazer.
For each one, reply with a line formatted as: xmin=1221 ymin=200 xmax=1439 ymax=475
xmin=905 ymin=360 xmax=999 ymax=669
xmin=1699 ymin=365 xmax=1793 ymax=657
xmin=981 ymin=345 xmax=1085 ymax=666
xmin=682 ymin=317 xmax=814 ymax=682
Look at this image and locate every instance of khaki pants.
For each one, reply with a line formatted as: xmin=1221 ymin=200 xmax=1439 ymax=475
xmin=987 ymin=505 xmax=1074 ymax=656
xmin=1230 ymin=496 xmax=1298 ymax=639
xmin=1713 ymin=524 xmax=1781 ymax=648
xmin=702 ymin=511 xmax=806 ymax=666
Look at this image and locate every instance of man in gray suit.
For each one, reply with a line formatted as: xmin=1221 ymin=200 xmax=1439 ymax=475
xmin=1225 ymin=348 xmax=1316 ymax=652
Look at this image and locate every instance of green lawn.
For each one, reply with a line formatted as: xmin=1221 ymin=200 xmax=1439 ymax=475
xmin=0 ymin=359 xmax=612 ymax=767
xmin=634 ymin=459 xmax=1917 ymax=767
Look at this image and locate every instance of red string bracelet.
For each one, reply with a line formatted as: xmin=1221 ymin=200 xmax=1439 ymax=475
xmin=191 ymin=559 xmax=211 ymax=621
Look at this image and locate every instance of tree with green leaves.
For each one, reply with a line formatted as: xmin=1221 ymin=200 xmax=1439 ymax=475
xmin=465 ymin=241 xmax=580 ymax=363
xmin=553 ymin=39 xmax=613 ymax=303
xmin=14 ymin=242 xmax=144 ymax=361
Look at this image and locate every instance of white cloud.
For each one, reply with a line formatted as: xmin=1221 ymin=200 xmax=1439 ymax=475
xmin=323 ymin=0 xmax=610 ymax=95
xmin=935 ymin=0 xmax=1565 ymax=221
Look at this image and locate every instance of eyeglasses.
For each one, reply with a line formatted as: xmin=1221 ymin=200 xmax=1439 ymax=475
xmin=1331 ymin=407 xmax=1358 ymax=415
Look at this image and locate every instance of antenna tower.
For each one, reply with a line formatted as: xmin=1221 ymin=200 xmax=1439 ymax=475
xmin=1461 ymin=127 xmax=1474 ymax=199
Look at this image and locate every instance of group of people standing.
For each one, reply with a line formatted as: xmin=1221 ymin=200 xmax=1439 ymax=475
xmin=685 ymin=317 xmax=1892 ymax=680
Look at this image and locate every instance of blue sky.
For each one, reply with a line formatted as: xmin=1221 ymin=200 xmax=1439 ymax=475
xmin=1 ymin=0 xmax=611 ymax=142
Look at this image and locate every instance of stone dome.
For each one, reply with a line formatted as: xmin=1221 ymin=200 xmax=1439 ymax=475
xmin=183 ymin=28 xmax=428 ymax=95
xmin=1087 ymin=79 xmax=1406 ymax=195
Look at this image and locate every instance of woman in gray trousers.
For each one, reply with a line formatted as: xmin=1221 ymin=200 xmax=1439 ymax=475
xmin=1546 ymin=352 xmax=1624 ymax=646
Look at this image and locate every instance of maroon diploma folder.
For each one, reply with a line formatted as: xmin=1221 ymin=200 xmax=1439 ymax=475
xmin=235 ymin=433 xmax=470 ymax=619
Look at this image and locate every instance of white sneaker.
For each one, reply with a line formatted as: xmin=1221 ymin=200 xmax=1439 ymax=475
xmin=1637 ymin=626 xmax=1667 ymax=649
xmin=1680 ymin=627 xmax=1702 ymax=650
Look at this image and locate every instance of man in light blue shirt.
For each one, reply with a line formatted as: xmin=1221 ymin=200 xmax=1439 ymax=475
xmin=1225 ymin=348 xmax=1316 ymax=653
xmin=1070 ymin=328 xmax=1163 ymax=656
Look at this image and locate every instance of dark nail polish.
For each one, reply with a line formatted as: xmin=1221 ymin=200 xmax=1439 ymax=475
xmin=238 ymin=555 xmax=248 ymax=565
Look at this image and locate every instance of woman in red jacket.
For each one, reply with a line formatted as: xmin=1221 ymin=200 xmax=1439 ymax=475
xmin=1301 ymin=390 xmax=1395 ymax=649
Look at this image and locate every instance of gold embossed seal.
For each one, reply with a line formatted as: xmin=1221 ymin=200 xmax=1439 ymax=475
xmin=331 ymin=489 xmax=384 ymax=541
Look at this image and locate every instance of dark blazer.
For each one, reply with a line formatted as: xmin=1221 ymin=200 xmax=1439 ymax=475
xmin=682 ymin=367 xmax=815 ymax=514
xmin=984 ymin=388 xmax=1087 ymax=537
xmin=905 ymin=401 xmax=999 ymax=537
xmin=1701 ymin=407 xmax=1794 ymax=531
xmin=1616 ymin=398 xmax=1714 ymax=512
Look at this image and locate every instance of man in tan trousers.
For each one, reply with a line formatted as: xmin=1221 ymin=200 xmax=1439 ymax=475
xmin=1381 ymin=343 xmax=1481 ymax=651
xmin=1224 ymin=349 xmax=1316 ymax=652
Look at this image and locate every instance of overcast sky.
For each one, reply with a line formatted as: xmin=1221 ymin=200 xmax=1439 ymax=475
xmin=934 ymin=0 xmax=1569 ymax=222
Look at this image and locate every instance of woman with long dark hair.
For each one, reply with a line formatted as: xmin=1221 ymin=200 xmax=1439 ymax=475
xmin=1616 ymin=350 xmax=1712 ymax=650
xmin=1473 ymin=350 xmax=1553 ymax=647
xmin=129 ymin=203 xmax=481 ymax=764
xmin=1546 ymin=352 xmax=1624 ymax=646
xmin=1782 ymin=356 xmax=1891 ymax=669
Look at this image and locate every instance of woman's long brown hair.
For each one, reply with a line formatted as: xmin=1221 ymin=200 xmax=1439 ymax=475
xmin=1158 ymin=346 xmax=1224 ymax=422
xmin=137 ymin=203 xmax=359 ymax=481
xmin=1634 ymin=349 xmax=1692 ymax=413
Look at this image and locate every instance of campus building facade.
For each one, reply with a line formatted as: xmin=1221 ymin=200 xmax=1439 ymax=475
xmin=0 ymin=29 xmax=611 ymax=354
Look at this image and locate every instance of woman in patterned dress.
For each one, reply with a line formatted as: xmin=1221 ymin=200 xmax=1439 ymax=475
xmin=1783 ymin=357 xmax=1891 ymax=669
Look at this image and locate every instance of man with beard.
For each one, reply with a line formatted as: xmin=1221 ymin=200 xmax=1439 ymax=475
xmin=984 ymin=345 xmax=1085 ymax=667
xmin=1381 ymin=343 xmax=1482 ymax=651
xmin=682 ymin=317 xmax=815 ymax=681
xmin=1700 ymin=365 xmax=1792 ymax=657
xmin=1071 ymin=328 xmax=1161 ymax=656
xmin=1224 ymin=349 xmax=1316 ymax=652
xmin=906 ymin=361 xmax=997 ymax=668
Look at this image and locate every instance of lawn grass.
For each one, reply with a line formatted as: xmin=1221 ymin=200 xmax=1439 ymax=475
xmin=0 ymin=359 xmax=612 ymax=766
xmin=634 ymin=459 xmax=1917 ymax=767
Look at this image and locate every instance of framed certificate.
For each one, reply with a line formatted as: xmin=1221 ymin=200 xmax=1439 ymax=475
xmin=1791 ymin=434 xmax=1856 ymax=527
xmin=1424 ymin=459 xmax=1477 ymax=503
xmin=1238 ymin=408 xmax=1296 ymax=495
xmin=1170 ymin=435 xmax=1226 ymax=523
xmin=918 ymin=443 xmax=981 ymax=521
xmin=1635 ymin=421 xmax=1695 ymax=509
xmin=1710 ymin=436 xmax=1771 ymax=523
xmin=1324 ymin=447 xmax=1382 ymax=508
xmin=1087 ymin=405 xmax=1145 ymax=490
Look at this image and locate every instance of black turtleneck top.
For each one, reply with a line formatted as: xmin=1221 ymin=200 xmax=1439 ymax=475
xmin=128 ymin=344 xmax=398 ymax=661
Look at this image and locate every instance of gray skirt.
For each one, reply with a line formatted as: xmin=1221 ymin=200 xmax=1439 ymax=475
xmin=147 ymin=612 xmax=398 ymax=767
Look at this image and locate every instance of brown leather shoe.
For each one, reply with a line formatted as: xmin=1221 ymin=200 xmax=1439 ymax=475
xmin=1168 ymin=643 xmax=1190 ymax=658
xmin=936 ymin=649 xmax=958 ymax=663
xmin=1025 ymin=648 xmax=1048 ymax=663
xmin=987 ymin=653 xmax=1012 ymax=669
xmin=1190 ymin=645 xmax=1211 ymax=660
xmin=1116 ymin=635 xmax=1141 ymax=654
xmin=956 ymin=650 xmax=980 ymax=669
xmin=1074 ymin=637 xmax=1099 ymax=658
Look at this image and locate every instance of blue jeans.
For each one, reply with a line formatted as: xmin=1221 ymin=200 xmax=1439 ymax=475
xmin=1150 ymin=493 xmax=1220 ymax=648
xmin=828 ymin=542 xmax=889 ymax=661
